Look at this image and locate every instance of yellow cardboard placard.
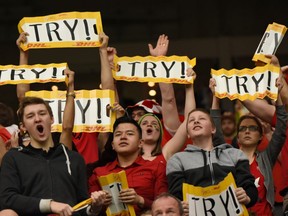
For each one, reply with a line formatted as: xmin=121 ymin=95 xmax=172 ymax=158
xmin=0 ymin=63 xmax=67 ymax=85
xmin=112 ymin=55 xmax=196 ymax=84
xmin=252 ymin=22 xmax=287 ymax=63
xmin=18 ymin=11 xmax=103 ymax=50
xmin=211 ymin=63 xmax=280 ymax=101
xmin=98 ymin=171 xmax=136 ymax=216
xmin=183 ymin=173 xmax=248 ymax=216
xmin=26 ymin=89 xmax=116 ymax=132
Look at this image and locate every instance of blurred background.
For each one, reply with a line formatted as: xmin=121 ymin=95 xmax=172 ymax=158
xmin=1 ymin=0 xmax=288 ymax=117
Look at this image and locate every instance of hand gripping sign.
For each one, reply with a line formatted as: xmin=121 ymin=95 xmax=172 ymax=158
xmin=183 ymin=173 xmax=249 ymax=216
xmin=25 ymin=89 xmax=116 ymax=133
xmin=252 ymin=22 xmax=287 ymax=64
xmin=211 ymin=63 xmax=280 ymax=101
xmin=112 ymin=55 xmax=196 ymax=84
xmin=18 ymin=11 xmax=103 ymax=50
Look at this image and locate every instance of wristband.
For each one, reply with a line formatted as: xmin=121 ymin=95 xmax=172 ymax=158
xmin=66 ymin=92 xmax=76 ymax=98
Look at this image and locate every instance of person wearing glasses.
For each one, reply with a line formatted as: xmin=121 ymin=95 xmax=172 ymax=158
xmin=209 ymin=66 xmax=287 ymax=216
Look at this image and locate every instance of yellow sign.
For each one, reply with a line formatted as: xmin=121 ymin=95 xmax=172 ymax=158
xmin=211 ymin=63 xmax=280 ymax=101
xmin=112 ymin=55 xmax=196 ymax=84
xmin=26 ymin=89 xmax=116 ymax=133
xmin=252 ymin=22 xmax=287 ymax=63
xmin=18 ymin=11 xmax=103 ymax=50
xmin=0 ymin=63 xmax=67 ymax=85
xmin=98 ymin=171 xmax=136 ymax=216
xmin=183 ymin=173 xmax=248 ymax=216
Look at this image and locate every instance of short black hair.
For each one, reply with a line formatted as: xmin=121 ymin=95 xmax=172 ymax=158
xmin=113 ymin=116 xmax=142 ymax=139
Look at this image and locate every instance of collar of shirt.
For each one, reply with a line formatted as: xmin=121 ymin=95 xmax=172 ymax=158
xmin=106 ymin=156 xmax=147 ymax=171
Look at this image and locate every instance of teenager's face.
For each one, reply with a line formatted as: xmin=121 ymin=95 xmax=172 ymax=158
xmin=152 ymin=196 xmax=181 ymax=216
xmin=237 ymin=118 xmax=262 ymax=147
xmin=21 ymin=104 xmax=54 ymax=143
xmin=112 ymin=123 xmax=142 ymax=156
xmin=187 ymin=111 xmax=215 ymax=139
xmin=139 ymin=115 xmax=161 ymax=144
xmin=131 ymin=108 xmax=146 ymax=122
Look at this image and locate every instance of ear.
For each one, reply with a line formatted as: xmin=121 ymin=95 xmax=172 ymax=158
xmin=259 ymin=134 xmax=263 ymax=142
xmin=111 ymin=141 xmax=115 ymax=150
xmin=51 ymin=116 xmax=54 ymax=124
xmin=211 ymin=127 xmax=216 ymax=135
xmin=138 ymin=139 xmax=144 ymax=148
xmin=19 ymin=122 xmax=26 ymax=133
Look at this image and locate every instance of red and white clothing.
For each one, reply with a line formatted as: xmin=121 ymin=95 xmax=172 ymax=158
xmin=248 ymin=158 xmax=273 ymax=216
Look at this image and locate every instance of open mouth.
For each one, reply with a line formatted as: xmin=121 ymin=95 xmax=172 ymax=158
xmin=146 ymin=128 xmax=153 ymax=134
xmin=36 ymin=125 xmax=44 ymax=133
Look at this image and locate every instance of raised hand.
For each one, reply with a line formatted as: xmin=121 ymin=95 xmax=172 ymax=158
xmin=148 ymin=34 xmax=169 ymax=56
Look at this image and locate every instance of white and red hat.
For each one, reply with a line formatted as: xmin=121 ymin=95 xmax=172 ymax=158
xmin=126 ymin=99 xmax=162 ymax=115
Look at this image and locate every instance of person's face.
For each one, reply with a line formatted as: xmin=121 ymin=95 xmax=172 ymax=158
xmin=21 ymin=104 xmax=54 ymax=143
xmin=187 ymin=111 xmax=215 ymax=139
xmin=131 ymin=108 xmax=146 ymax=122
xmin=237 ymin=118 xmax=262 ymax=147
xmin=152 ymin=197 xmax=181 ymax=216
xmin=139 ymin=115 xmax=161 ymax=144
xmin=221 ymin=119 xmax=236 ymax=137
xmin=112 ymin=123 xmax=142 ymax=156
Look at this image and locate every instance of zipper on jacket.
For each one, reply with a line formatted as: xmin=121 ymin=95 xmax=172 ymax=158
xmin=208 ymin=151 xmax=215 ymax=185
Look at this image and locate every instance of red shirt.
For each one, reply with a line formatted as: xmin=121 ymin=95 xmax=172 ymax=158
xmin=72 ymin=132 xmax=99 ymax=164
xmin=88 ymin=156 xmax=168 ymax=215
xmin=249 ymin=158 xmax=273 ymax=216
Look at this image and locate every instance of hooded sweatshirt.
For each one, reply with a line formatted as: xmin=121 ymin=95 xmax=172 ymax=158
xmin=0 ymin=143 xmax=89 ymax=216
xmin=166 ymin=143 xmax=258 ymax=207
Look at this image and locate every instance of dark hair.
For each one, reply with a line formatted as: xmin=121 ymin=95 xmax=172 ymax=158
xmin=0 ymin=102 xmax=15 ymax=127
xmin=113 ymin=116 xmax=142 ymax=139
xmin=152 ymin=193 xmax=184 ymax=216
xmin=17 ymin=97 xmax=53 ymax=122
xmin=237 ymin=115 xmax=263 ymax=135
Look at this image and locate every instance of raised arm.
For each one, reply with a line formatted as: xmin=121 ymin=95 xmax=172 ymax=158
xmin=280 ymin=65 xmax=288 ymax=105
xmin=16 ymin=32 xmax=30 ymax=102
xmin=242 ymin=54 xmax=285 ymax=123
xmin=161 ymin=69 xmax=196 ymax=160
xmin=264 ymin=74 xmax=287 ymax=165
xmin=209 ymin=78 xmax=226 ymax=146
xmin=98 ymin=33 xmax=120 ymax=154
xmin=99 ymin=32 xmax=115 ymax=92
xmin=184 ymin=68 xmax=197 ymax=118
xmin=149 ymin=34 xmax=181 ymax=133
xmin=59 ymin=69 xmax=75 ymax=150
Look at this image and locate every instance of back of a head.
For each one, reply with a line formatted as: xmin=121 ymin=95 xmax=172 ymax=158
xmin=0 ymin=102 xmax=15 ymax=127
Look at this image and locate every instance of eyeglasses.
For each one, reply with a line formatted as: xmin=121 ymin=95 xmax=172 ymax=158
xmin=238 ymin=125 xmax=259 ymax=132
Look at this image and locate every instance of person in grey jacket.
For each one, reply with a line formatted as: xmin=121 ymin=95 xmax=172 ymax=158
xmin=166 ymin=106 xmax=258 ymax=209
